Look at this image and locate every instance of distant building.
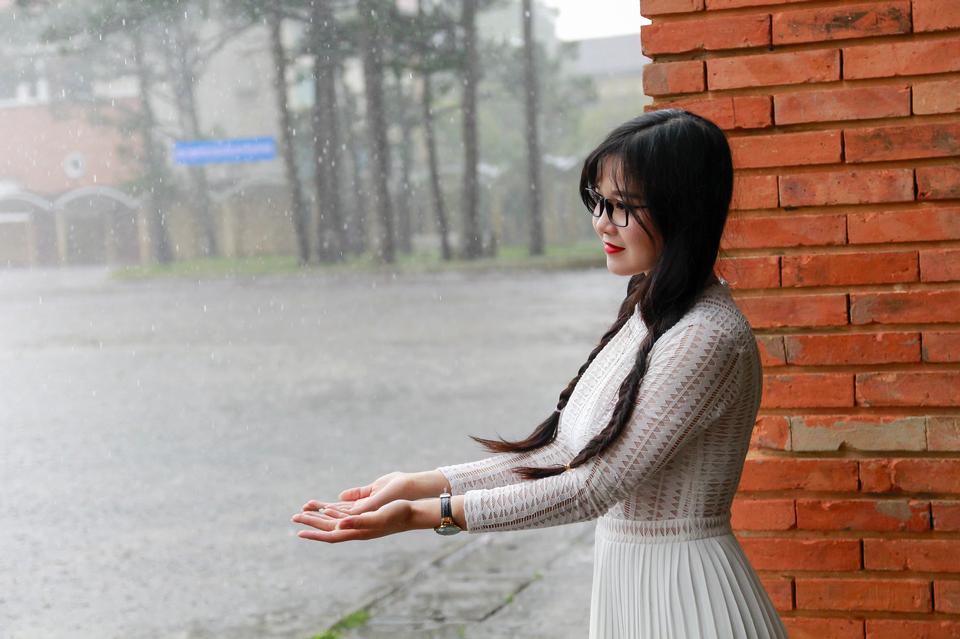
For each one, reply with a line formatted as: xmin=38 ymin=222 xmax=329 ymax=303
xmin=0 ymin=3 xmax=289 ymax=266
xmin=569 ymin=32 xmax=651 ymax=81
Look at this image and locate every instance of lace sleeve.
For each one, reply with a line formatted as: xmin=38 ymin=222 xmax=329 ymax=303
xmin=434 ymin=434 xmax=572 ymax=495
xmin=460 ymin=318 xmax=744 ymax=533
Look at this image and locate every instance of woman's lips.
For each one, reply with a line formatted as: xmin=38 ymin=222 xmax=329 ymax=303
xmin=604 ymin=241 xmax=625 ymax=254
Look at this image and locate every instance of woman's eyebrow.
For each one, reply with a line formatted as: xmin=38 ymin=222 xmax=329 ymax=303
xmin=598 ymin=188 xmax=645 ymax=201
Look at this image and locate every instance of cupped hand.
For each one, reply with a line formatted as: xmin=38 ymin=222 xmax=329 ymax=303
xmin=292 ymin=499 xmax=414 ymax=543
xmin=301 ymin=471 xmax=410 ymax=516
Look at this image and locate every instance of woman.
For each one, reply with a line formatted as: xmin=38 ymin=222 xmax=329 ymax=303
xmin=292 ymin=109 xmax=789 ymax=638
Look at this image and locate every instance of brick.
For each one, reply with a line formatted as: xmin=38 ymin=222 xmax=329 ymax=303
xmin=756 ymin=335 xmax=787 ymax=367
xmin=918 ymin=165 xmax=960 ymax=200
xmin=725 ymin=96 xmax=773 ymax=129
xmin=730 ymin=130 xmax=841 ymax=169
xmin=848 ymin=207 xmax=960 ymax=243
xmin=758 ymin=575 xmax=794 ymax=611
xmin=844 ymin=38 xmax=960 ymax=79
xmin=796 ymin=498 xmax=930 ymax=531
xmin=914 ymin=78 xmax=960 ymax=115
xmin=641 ymin=13 xmax=769 ymax=55
xmin=782 ymin=617 xmax=864 ymax=639
xmin=731 ymin=497 xmax=795 ymax=530
xmin=923 ymin=331 xmax=960 ymax=363
xmin=640 ymin=0 xmax=704 ymax=15
xmin=739 ymin=457 xmax=859 ymax=492
xmin=845 ymin=122 xmax=960 ymax=163
xmin=707 ymin=49 xmax=840 ymax=90
xmin=789 ymin=414 xmax=927 ymax=451
xmin=851 ymin=290 xmax=960 ymax=324
xmin=784 ymin=332 xmax=921 ymax=365
xmin=642 ymin=60 xmax=704 ymax=96
xmin=796 ymin=577 xmax=931 ymax=612
xmin=933 ymin=500 xmax=960 ymax=531
xmin=730 ymin=174 xmax=779 ymax=210
xmin=868 ymin=619 xmax=960 ymax=639
xmin=861 ymin=458 xmax=960 ymax=493
xmin=750 ymin=414 xmax=791 ymax=450
xmin=741 ymin=537 xmax=861 ymax=571
xmin=857 ymin=371 xmax=960 ymax=407
xmin=738 ymin=293 xmax=848 ymax=328
xmin=647 ymin=95 xmax=772 ymax=130
xmin=934 ymin=580 xmax=960 ymax=614
xmin=927 ymin=416 xmax=960 ymax=450
xmin=866 ymin=538 xmax=960 ymax=572
xmin=723 ymin=215 xmax=846 ymax=248
xmin=772 ymin=1 xmax=911 ymax=45
xmin=913 ymin=0 xmax=960 ymax=31
xmin=921 ymin=248 xmax=960 ymax=282
xmin=780 ymin=168 xmax=915 ymax=207
xmin=781 ymin=250 xmax=918 ymax=286
xmin=763 ymin=373 xmax=854 ymax=408
xmin=775 ymin=85 xmax=911 ymax=125
xmin=716 ymin=256 xmax=780 ymax=289
xmin=707 ymin=0 xmax=811 ymax=8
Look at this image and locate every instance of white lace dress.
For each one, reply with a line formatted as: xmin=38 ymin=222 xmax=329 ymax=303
xmin=435 ymin=279 xmax=788 ymax=639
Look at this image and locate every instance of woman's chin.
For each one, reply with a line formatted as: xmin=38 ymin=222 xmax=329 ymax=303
xmin=605 ymin=261 xmax=633 ymax=276
xmin=605 ymin=256 xmax=646 ymax=277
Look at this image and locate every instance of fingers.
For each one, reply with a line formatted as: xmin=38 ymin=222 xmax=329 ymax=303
xmin=337 ymin=512 xmax=375 ymax=530
xmin=291 ymin=511 xmax=338 ymax=532
xmin=297 ymin=528 xmax=373 ymax=543
xmin=302 ymin=500 xmax=354 ymax=513
xmin=339 ymin=485 xmax=373 ymax=501
xmin=292 ymin=511 xmax=375 ymax=543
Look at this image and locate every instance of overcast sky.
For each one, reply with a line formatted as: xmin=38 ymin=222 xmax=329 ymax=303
xmin=541 ymin=0 xmax=651 ymax=41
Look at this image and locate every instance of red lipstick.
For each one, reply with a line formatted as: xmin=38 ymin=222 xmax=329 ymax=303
xmin=603 ymin=241 xmax=625 ymax=254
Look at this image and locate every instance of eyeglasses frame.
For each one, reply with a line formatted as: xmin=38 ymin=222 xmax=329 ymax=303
xmin=583 ymin=185 xmax=647 ymax=228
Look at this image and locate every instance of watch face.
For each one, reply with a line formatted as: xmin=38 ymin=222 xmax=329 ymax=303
xmin=435 ymin=524 xmax=461 ymax=535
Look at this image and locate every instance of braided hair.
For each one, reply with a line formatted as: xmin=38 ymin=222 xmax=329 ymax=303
xmin=469 ymin=109 xmax=734 ymax=480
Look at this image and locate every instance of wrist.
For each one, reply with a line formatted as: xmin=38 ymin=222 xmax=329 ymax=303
xmin=411 ymin=497 xmax=441 ymax=530
xmin=406 ymin=470 xmax=451 ymax=500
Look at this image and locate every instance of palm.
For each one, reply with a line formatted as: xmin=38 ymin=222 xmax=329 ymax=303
xmin=292 ymin=499 xmax=414 ymax=543
xmin=302 ymin=471 xmax=407 ymax=516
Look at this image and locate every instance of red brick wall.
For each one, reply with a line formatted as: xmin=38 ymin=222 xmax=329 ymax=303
xmin=640 ymin=0 xmax=960 ymax=636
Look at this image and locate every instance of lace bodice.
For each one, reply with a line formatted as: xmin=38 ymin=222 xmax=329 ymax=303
xmin=434 ymin=279 xmax=762 ymax=534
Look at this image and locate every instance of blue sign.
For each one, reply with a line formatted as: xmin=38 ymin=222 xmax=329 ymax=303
xmin=174 ymin=136 xmax=277 ymax=165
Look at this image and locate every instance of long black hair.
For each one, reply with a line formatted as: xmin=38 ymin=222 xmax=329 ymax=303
xmin=469 ymin=109 xmax=734 ymax=480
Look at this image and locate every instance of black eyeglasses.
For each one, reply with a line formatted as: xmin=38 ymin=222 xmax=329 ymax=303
xmin=583 ymin=185 xmax=646 ymax=228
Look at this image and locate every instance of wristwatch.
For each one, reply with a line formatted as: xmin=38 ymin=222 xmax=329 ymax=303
xmin=433 ymin=491 xmax=462 ymax=535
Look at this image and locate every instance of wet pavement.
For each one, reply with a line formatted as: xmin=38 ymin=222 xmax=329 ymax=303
xmin=0 ymin=264 xmax=627 ymax=639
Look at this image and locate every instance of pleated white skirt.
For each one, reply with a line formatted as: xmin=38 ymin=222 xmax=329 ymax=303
xmin=589 ymin=514 xmax=788 ymax=639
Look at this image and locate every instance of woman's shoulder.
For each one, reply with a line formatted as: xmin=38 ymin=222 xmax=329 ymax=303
xmin=656 ymin=283 xmax=755 ymax=353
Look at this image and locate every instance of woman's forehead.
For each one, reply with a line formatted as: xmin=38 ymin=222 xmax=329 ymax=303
xmin=596 ymin=156 xmax=642 ymax=197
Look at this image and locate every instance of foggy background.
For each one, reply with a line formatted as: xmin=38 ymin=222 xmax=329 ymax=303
xmin=1 ymin=1 xmax=651 ymax=637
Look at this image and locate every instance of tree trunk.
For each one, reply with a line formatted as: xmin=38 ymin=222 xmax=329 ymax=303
xmin=460 ymin=0 xmax=482 ymax=259
xmin=311 ymin=0 xmax=346 ymax=263
xmin=420 ymin=72 xmax=451 ymax=261
xmin=522 ymin=0 xmax=544 ymax=255
xmin=131 ymin=29 xmax=172 ymax=264
xmin=392 ymin=69 xmax=413 ymax=255
xmin=268 ymin=7 xmax=310 ymax=266
xmin=338 ymin=70 xmax=366 ymax=255
xmin=171 ymin=16 xmax=218 ymax=258
xmin=358 ymin=0 xmax=395 ymax=264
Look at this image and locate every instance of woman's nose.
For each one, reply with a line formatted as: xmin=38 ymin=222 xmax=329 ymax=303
xmin=594 ymin=210 xmax=617 ymax=234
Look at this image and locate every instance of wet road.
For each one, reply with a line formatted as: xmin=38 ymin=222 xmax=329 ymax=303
xmin=0 ymin=264 xmax=629 ymax=639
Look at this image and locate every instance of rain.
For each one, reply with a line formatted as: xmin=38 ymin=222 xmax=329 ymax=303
xmin=0 ymin=1 xmax=649 ymax=637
